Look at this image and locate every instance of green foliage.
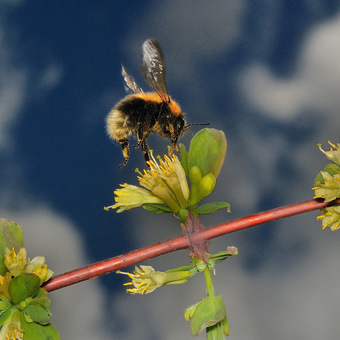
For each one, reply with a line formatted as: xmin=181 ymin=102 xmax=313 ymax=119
xmin=187 ymin=128 xmax=227 ymax=178
xmin=314 ymin=163 xmax=340 ymax=185
xmin=142 ymin=204 xmax=172 ymax=214
xmin=0 ymin=219 xmax=24 ymax=275
xmin=20 ymin=313 xmax=60 ymax=340
xmin=0 ymin=218 xmax=60 ymax=340
xmin=185 ymin=295 xmax=228 ymax=338
xmin=23 ymin=304 xmax=51 ymax=325
xmin=179 ymin=143 xmax=189 ymax=175
xmin=0 ymin=308 xmax=14 ymax=326
xmin=196 ymin=202 xmax=231 ymax=215
xmin=9 ymin=274 xmax=40 ymax=305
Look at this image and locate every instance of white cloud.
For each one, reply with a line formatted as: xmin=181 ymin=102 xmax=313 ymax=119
xmin=126 ymin=0 xmax=246 ymax=78
xmin=0 ymin=15 xmax=62 ymax=152
xmin=36 ymin=64 xmax=63 ymax=94
xmin=0 ymin=4 xmax=26 ymax=152
xmin=0 ymin=67 xmax=27 ymax=152
xmin=240 ymin=13 xmax=340 ymax=121
xmin=240 ymin=65 xmax=307 ymax=119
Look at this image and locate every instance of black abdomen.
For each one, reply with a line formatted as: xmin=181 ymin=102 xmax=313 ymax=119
xmin=117 ymin=97 xmax=169 ymax=130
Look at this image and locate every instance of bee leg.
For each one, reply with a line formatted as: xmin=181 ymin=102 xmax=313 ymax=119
xmin=132 ymin=124 xmax=144 ymax=148
xmin=118 ymin=138 xmax=130 ymax=168
xmin=132 ymin=141 xmax=142 ymax=148
xmin=168 ymin=142 xmax=179 ymax=156
xmin=132 ymin=137 xmax=142 ymax=148
xmin=141 ymin=139 xmax=151 ymax=166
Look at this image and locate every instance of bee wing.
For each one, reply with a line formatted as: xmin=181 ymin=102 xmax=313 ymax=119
xmin=140 ymin=39 xmax=169 ymax=101
xmin=121 ymin=65 xmax=143 ymax=94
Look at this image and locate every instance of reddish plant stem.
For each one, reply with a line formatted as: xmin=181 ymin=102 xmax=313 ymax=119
xmin=181 ymin=212 xmax=210 ymax=262
xmin=43 ymin=198 xmax=338 ymax=292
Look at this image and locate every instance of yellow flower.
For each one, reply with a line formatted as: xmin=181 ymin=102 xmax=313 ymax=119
xmin=105 ymin=184 xmax=165 ymax=212
xmin=25 ymin=256 xmax=54 ymax=284
xmin=0 ymin=272 xmax=12 ymax=300
xmin=3 ymin=248 xmax=53 ymax=284
xmin=106 ymin=153 xmax=190 ymax=214
xmin=316 ymin=206 xmax=340 ymax=231
xmin=4 ymin=248 xmax=27 ymax=277
xmin=318 ymin=141 xmax=340 ymax=165
xmin=117 ymin=265 xmax=192 ymax=295
xmin=137 ymin=153 xmax=189 ymax=212
xmin=313 ymin=171 xmax=340 ymax=202
xmin=0 ymin=310 xmax=23 ymax=340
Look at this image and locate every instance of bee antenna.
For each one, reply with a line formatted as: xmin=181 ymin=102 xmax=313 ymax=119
xmin=185 ymin=123 xmax=210 ymax=128
xmin=183 ymin=123 xmax=210 ymax=135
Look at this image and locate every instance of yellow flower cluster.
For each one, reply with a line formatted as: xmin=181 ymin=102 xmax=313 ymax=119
xmin=313 ymin=141 xmax=340 ymax=231
xmin=4 ymin=247 xmax=53 ymax=284
xmin=316 ymin=206 xmax=340 ymax=231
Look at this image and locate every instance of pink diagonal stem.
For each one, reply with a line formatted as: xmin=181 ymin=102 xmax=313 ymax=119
xmin=43 ymin=198 xmax=339 ymax=292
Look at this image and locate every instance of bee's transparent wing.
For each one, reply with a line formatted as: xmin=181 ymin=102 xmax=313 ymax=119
xmin=140 ymin=39 xmax=169 ymax=100
xmin=121 ymin=65 xmax=143 ymax=94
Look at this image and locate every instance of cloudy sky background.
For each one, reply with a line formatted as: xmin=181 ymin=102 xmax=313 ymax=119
xmin=1 ymin=1 xmax=340 ymax=339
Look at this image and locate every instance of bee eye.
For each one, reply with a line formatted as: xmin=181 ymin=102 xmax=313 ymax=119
xmin=174 ymin=118 xmax=184 ymax=133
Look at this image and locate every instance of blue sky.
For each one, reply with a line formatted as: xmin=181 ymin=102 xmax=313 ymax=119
xmin=1 ymin=1 xmax=340 ymax=339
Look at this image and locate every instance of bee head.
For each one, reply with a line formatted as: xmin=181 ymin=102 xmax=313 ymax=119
xmin=171 ymin=116 xmax=185 ymax=143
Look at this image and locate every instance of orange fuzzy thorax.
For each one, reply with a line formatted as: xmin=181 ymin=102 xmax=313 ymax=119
xmin=134 ymin=92 xmax=182 ymax=117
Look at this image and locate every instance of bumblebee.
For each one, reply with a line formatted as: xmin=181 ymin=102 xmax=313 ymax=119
xmin=106 ymin=39 xmax=186 ymax=167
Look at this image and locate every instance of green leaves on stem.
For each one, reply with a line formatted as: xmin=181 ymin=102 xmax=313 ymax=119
xmin=184 ymin=268 xmax=230 ymax=339
xmin=0 ymin=218 xmax=59 ymax=340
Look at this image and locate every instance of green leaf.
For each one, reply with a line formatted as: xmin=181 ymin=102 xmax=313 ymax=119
xmin=206 ymin=322 xmax=226 ymax=340
xmin=20 ymin=312 xmax=60 ymax=340
xmin=0 ymin=307 xmax=15 ymax=326
xmin=166 ymin=265 xmax=196 ymax=274
xmin=314 ymin=164 xmax=340 ymax=185
xmin=9 ymin=274 xmax=40 ymax=305
xmin=189 ymin=296 xmax=226 ymax=336
xmin=177 ymin=209 xmax=188 ymax=223
xmin=32 ymin=289 xmax=51 ymax=310
xmin=0 ymin=219 xmax=24 ymax=275
xmin=188 ymin=129 xmax=227 ymax=179
xmin=179 ymin=143 xmax=189 ymax=176
xmin=24 ymin=304 xmax=51 ymax=325
xmin=142 ymin=204 xmax=172 ymax=214
xmin=207 ymin=247 xmax=239 ymax=270
xmin=222 ymin=317 xmax=230 ymax=336
xmin=196 ymin=202 xmax=231 ymax=215
xmin=184 ymin=301 xmax=200 ymax=321
xmin=0 ymin=299 xmax=12 ymax=313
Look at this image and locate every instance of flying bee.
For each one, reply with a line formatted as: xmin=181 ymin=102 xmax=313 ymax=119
xmin=106 ymin=39 xmax=193 ymax=168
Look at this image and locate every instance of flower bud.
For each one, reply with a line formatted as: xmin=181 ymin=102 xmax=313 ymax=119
xmin=199 ymin=174 xmax=216 ymax=197
xmin=189 ymin=174 xmax=216 ymax=207
xmin=189 ymin=166 xmax=203 ymax=184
